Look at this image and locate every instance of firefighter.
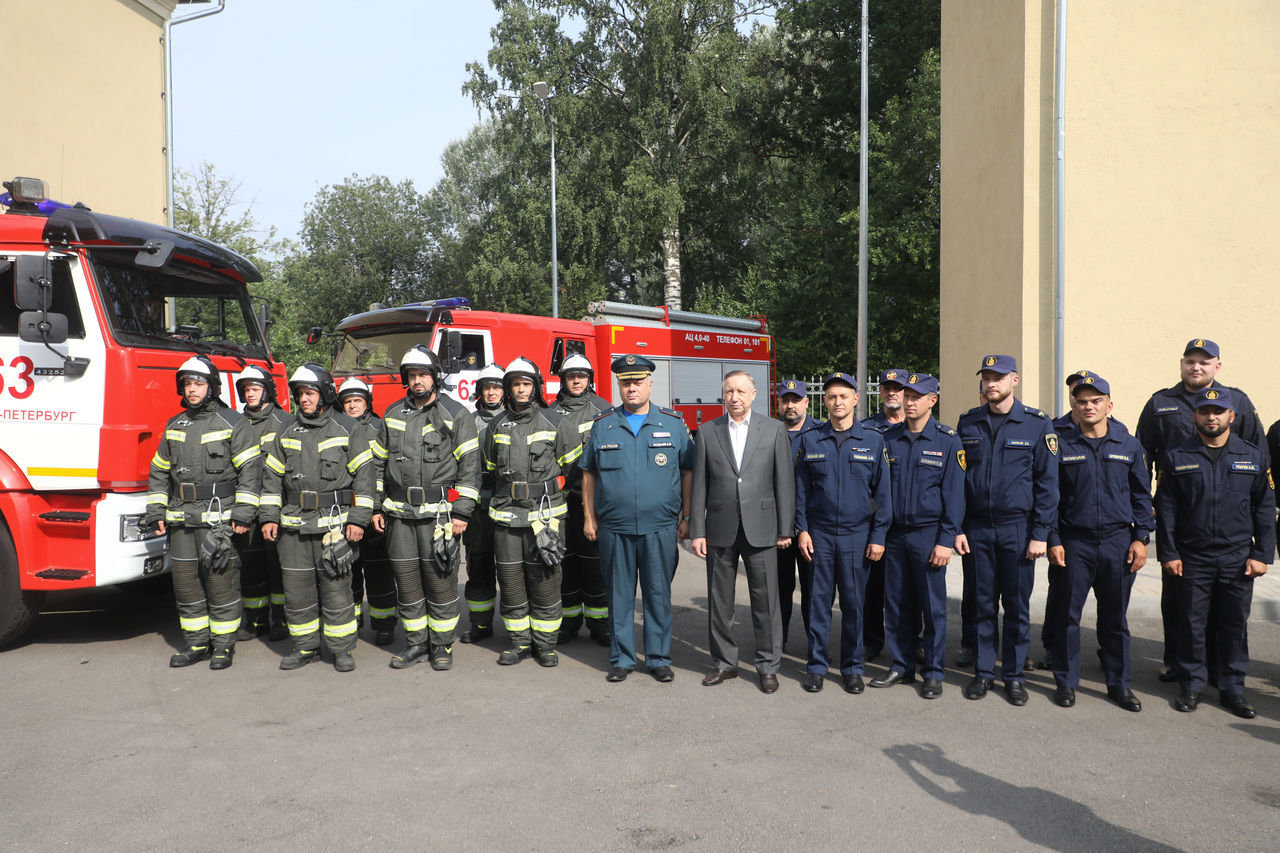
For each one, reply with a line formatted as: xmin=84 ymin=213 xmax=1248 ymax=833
xmin=260 ymin=363 xmax=375 ymax=672
xmin=339 ymin=377 xmax=397 ymax=646
xmin=145 ymin=356 xmax=261 ymax=670
xmin=482 ymin=357 xmax=581 ymax=667
xmin=552 ymin=353 xmax=613 ymax=646
xmin=234 ymin=365 xmax=290 ymax=641
xmin=461 ymin=362 xmax=506 ymax=643
xmin=371 ymin=346 xmax=480 ymax=670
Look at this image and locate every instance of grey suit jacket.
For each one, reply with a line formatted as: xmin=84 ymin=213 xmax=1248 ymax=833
xmin=690 ymin=413 xmax=796 ymax=549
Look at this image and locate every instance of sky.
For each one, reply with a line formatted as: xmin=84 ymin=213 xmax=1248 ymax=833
xmin=172 ymin=1 xmax=504 ymax=246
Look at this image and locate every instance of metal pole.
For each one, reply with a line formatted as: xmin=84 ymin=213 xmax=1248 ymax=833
xmin=549 ymin=110 xmax=559 ymax=319
xmin=856 ymin=0 xmax=869 ymax=419
xmin=1053 ymin=0 xmax=1068 ymax=416
xmin=164 ymin=1 xmax=226 ymax=228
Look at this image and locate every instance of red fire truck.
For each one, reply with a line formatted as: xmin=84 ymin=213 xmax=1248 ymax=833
xmin=0 ymin=177 xmax=286 ymax=646
xmin=328 ymin=298 xmax=775 ymax=429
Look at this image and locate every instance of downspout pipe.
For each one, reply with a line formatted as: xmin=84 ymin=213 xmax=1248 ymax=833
xmin=164 ymin=1 xmax=226 ymax=227
xmin=1053 ymin=0 xmax=1067 ymax=416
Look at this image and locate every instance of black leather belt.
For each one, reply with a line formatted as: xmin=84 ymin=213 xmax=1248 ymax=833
xmin=291 ymin=489 xmax=355 ymax=510
xmin=508 ymin=479 xmax=560 ymax=501
xmin=178 ymin=481 xmax=234 ymax=501
xmin=398 ymin=485 xmax=450 ymax=505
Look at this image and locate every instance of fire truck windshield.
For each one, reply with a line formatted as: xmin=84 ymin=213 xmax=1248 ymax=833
xmin=332 ymin=327 xmax=433 ymax=376
xmin=90 ymin=256 xmax=268 ymax=359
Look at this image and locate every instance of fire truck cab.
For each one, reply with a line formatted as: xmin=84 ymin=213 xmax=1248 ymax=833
xmin=0 ymin=177 xmax=285 ymax=646
xmin=330 ymin=298 xmax=775 ymax=429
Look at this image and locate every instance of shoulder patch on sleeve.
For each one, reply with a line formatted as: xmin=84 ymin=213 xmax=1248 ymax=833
xmin=1045 ymin=433 xmax=1059 ymax=456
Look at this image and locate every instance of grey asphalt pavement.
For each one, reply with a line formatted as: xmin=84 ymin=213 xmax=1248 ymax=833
xmin=3 ymin=550 xmax=1279 ymax=852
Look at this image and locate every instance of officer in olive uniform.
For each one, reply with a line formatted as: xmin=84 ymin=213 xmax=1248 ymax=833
xmin=260 ymin=363 xmax=376 ymax=672
xmin=1046 ymin=377 xmax=1152 ymax=712
xmin=234 ymin=364 xmax=290 ymax=641
xmin=874 ymin=374 xmax=964 ymax=699
xmin=553 ymin=353 xmax=613 ymax=646
xmin=146 ymin=356 xmax=261 ymax=669
xmin=339 ymin=377 xmax=397 ymax=647
xmin=580 ymin=355 xmax=694 ymax=682
xmin=482 ymin=357 xmax=582 ymax=667
xmin=461 ymin=362 xmax=506 ymax=642
xmin=1155 ymin=387 xmax=1274 ymax=719
xmin=777 ymin=379 xmax=823 ymax=648
xmin=371 ymin=346 xmax=480 ymax=671
xmin=956 ymin=354 xmax=1058 ymax=705
xmin=860 ymin=368 xmax=908 ymax=660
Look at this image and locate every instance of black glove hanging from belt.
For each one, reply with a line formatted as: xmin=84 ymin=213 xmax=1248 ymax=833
xmin=199 ymin=499 xmax=236 ymax=574
xmin=431 ymin=508 xmax=461 ymax=575
xmin=320 ymin=521 xmax=357 ymax=580
xmin=532 ymin=496 xmax=566 ymax=568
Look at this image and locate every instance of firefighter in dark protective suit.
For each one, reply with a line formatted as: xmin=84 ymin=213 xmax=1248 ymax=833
xmin=482 ymin=357 xmax=582 ymax=667
xmin=552 ymin=353 xmax=613 ymax=646
xmin=145 ymin=356 xmax=261 ymax=670
xmin=371 ymin=346 xmax=480 ymax=671
xmin=339 ymin=377 xmax=398 ymax=647
xmin=461 ymin=362 xmax=506 ymax=643
xmin=234 ymin=365 xmax=291 ymax=641
xmin=260 ymin=363 xmax=376 ymax=672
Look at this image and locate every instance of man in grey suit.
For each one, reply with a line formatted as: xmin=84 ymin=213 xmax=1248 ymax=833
xmin=691 ymin=370 xmax=797 ymax=694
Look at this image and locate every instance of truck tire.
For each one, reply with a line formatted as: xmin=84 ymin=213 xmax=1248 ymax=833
xmin=0 ymin=522 xmax=43 ymax=648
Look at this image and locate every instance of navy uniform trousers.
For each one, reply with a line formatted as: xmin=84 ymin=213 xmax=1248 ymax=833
xmin=1174 ymin=558 xmax=1254 ymax=696
xmin=884 ymin=525 xmax=947 ymax=680
xmin=968 ymin=518 xmax=1035 ymax=683
xmin=1051 ymin=528 xmax=1136 ymax=690
xmin=599 ymin=527 xmax=678 ymax=671
xmin=806 ymin=526 xmax=870 ymax=675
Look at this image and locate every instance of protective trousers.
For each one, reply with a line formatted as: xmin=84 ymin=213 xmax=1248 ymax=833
xmin=351 ymin=529 xmax=397 ymax=632
xmin=599 ymin=528 xmax=677 ymax=670
xmin=277 ymin=531 xmax=358 ymax=654
xmin=1174 ymin=558 xmax=1254 ymax=696
xmin=168 ymin=526 xmax=242 ymax=649
xmin=884 ymin=525 xmax=947 ymax=680
xmin=463 ymin=492 xmax=496 ymax=630
xmin=237 ymin=525 xmax=271 ymax=630
xmin=805 ymin=527 xmax=869 ymax=676
xmin=494 ymin=525 xmax=562 ymax=651
xmin=560 ymin=497 xmax=609 ymax=634
xmin=387 ymin=518 xmax=460 ymax=646
xmin=968 ymin=520 xmax=1035 ymax=684
xmin=1052 ymin=528 xmax=1136 ymax=690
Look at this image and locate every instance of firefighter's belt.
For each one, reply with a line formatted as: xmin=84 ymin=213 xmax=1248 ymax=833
xmin=291 ymin=489 xmax=355 ymax=511
xmin=507 ymin=479 xmax=559 ymax=501
xmin=178 ymin=481 xmax=234 ymax=502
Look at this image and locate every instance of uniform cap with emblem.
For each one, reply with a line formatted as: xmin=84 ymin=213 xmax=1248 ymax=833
xmin=877 ymin=368 xmax=909 ymax=386
xmin=976 ymin=354 xmax=1017 ymax=375
xmin=1065 ymin=368 xmax=1095 ymax=387
xmin=1193 ymin=386 xmax=1233 ymax=410
xmin=777 ymin=379 xmax=808 ymax=399
xmin=1070 ymin=375 xmax=1110 ymax=396
xmin=901 ymin=372 xmax=939 ymax=395
xmin=822 ymin=371 xmax=857 ymax=391
xmin=611 ymin=354 xmax=655 ymax=380
xmin=1183 ymin=338 xmax=1220 ymax=359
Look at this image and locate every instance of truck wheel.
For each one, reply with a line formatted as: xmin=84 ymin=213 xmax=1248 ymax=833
xmin=0 ymin=522 xmax=43 ymax=648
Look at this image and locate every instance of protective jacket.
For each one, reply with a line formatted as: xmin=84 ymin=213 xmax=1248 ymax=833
xmin=553 ymin=390 xmax=611 ymax=494
xmin=371 ymin=394 xmax=480 ymax=521
xmin=483 ymin=403 xmax=580 ymax=527
xmin=146 ymin=399 xmax=261 ymax=528
xmin=259 ymin=406 xmax=376 ymax=533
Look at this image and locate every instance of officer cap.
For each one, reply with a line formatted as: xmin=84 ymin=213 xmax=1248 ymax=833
xmin=1070 ymin=375 xmax=1111 ymax=397
xmin=976 ymin=354 xmax=1017 ymax=375
xmin=877 ymin=368 xmax=909 ymax=387
xmin=901 ymin=372 xmax=939 ymax=395
xmin=1193 ymin=386 xmax=1232 ymax=410
xmin=612 ymin=354 xmax=654 ymax=380
xmin=1065 ymin=368 xmax=1095 ymax=387
xmin=777 ymin=379 xmax=808 ymax=399
xmin=1183 ymin=338 xmax=1220 ymax=359
xmin=822 ymin=372 xmax=857 ymax=391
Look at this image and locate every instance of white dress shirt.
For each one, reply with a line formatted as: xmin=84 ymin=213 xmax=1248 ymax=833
xmin=727 ymin=410 xmax=751 ymax=471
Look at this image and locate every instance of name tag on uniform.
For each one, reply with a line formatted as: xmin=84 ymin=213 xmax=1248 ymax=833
xmin=599 ymin=443 xmax=620 ymax=451
xmin=1173 ymin=463 xmax=1200 ymax=473
xmin=805 ymin=452 xmax=826 ymax=461
xmin=1005 ymin=439 xmax=1032 ymax=448
xmin=851 ymin=453 xmax=875 ymax=463
xmin=962 ymin=437 xmax=981 ymax=446
xmin=1231 ymin=461 xmax=1259 ymax=472
xmin=918 ymin=458 xmax=943 ymax=468
xmin=652 ymin=431 xmax=671 ymax=438
xmin=921 ymin=449 xmax=944 ymax=457
xmin=1106 ymin=453 xmax=1133 ymax=463
xmin=650 ymin=441 xmax=674 ymax=448
xmin=1062 ymin=454 xmax=1087 ymax=464
xmin=1155 ymin=405 xmax=1179 ymax=415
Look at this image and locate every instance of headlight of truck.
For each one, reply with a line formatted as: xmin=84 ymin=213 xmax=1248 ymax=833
xmin=119 ymin=514 xmax=160 ymax=542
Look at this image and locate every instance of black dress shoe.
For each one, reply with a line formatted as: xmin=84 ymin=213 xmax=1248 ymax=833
xmin=606 ymin=667 xmax=632 ymax=683
xmin=702 ymin=668 xmax=738 ymax=686
xmin=759 ymin=673 xmax=780 ymax=694
xmin=649 ymin=666 xmax=674 ymax=683
xmin=1220 ymin=692 xmax=1256 ymax=719
xmin=390 ymin=644 xmax=430 ymax=669
xmin=870 ymin=670 xmax=916 ymax=688
xmin=1005 ymin=681 xmax=1029 ymax=706
xmin=955 ymin=647 xmax=976 ymax=668
xmin=1053 ymin=685 xmax=1076 ymax=707
xmin=1107 ymin=686 xmax=1142 ymax=712
xmin=964 ymin=676 xmax=994 ymax=700
xmin=920 ymin=678 xmax=943 ymax=699
xmin=1173 ymin=689 xmax=1201 ymax=712
xmin=842 ymin=673 xmax=865 ymax=694
xmin=1157 ymin=667 xmax=1181 ymax=683
xmin=802 ymin=672 xmax=824 ymax=692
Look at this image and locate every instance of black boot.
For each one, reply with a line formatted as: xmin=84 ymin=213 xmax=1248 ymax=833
xmin=268 ymin=604 xmax=288 ymax=641
xmin=459 ymin=622 xmax=493 ymax=644
xmin=169 ymin=645 xmax=211 ymax=668
xmin=210 ymin=645 xmax=235 ymax=670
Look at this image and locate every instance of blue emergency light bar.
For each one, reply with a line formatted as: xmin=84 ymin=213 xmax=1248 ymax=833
xmin=403 ymin=297 xmax=471 ymax=309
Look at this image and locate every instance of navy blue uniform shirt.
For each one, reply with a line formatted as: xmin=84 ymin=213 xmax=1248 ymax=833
xmin=883 ymin=417 xmax=966 ymax=549
xmin=956 ymin=398 xmax=1059 ymax=540
xmin=862 ymin=411 xmax=904 ymax=434
xmin=1154 ymin=433 xmax=1275 ymax=565
xmin=1137 ymin=380 xmax=1268 ymax=474
xmin=1049 ymin=421 xmax=1153 ymax=548
xmin=579 ymin=405 xmax=693 ymax=535
xmin=787 ymin=414 xmax=824 ymax=454
xmin=795 ymin=420 xmax=892 ymax=544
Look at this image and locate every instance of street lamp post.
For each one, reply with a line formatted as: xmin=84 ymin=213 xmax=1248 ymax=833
xmin=533 ymin=81 xmax=559 ymax=319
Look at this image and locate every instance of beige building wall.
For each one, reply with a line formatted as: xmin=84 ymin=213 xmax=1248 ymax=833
xmin=0 ymin=0 xmax=178 ymax=224
xmin=941 ymin=0 xmax=1280 ymax=433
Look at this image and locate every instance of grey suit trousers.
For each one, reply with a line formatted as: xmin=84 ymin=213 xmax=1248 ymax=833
xmin=707 ymin=524 xmax=782 ymax=674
